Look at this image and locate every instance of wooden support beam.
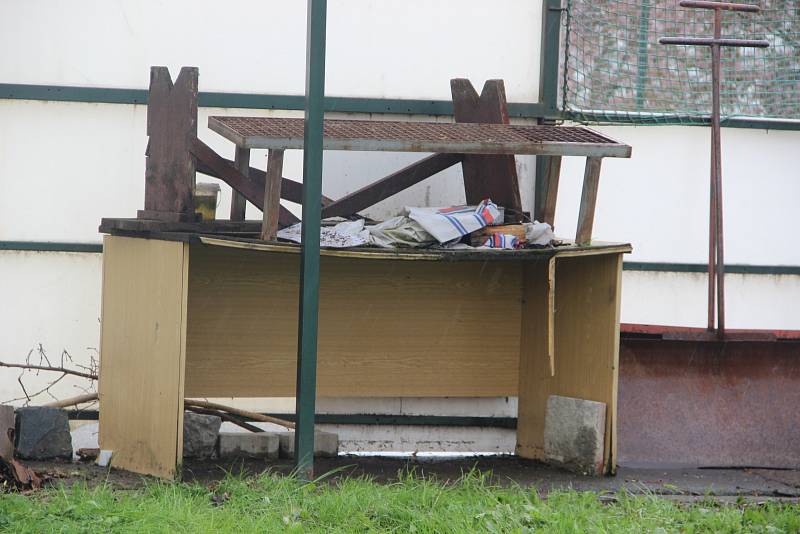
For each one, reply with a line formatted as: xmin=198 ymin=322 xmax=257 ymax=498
xmin=540 ymin=156 xmax=562 ymax=227
xmin=230 ymin=147 xmax=249 ymax=220
xmin=451 ymin=79 xmax=523 ymax=221
xmin=139 ymin=66 xmax=199 ymax=222
xmin=321 ymin=153 xmax=462 ymax=218
xmin=190 ymin=138 xmax=298 ymax=225
xmin=196 ymin=156 xmax=333 ymax=207
xmin=575 ymin=157 xmax=603 ymax=245
xmin=261 ymin=150 xmax=285 ymax=241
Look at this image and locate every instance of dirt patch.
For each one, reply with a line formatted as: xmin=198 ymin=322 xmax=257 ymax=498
xmin=18 ymin=457 xmax=800 ymax=500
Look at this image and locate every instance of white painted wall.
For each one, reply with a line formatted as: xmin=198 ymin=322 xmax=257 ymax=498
xmin=1 ymin=0 xmax=798 ymax=452
xmin=0 ymin=0 xmax=541 ymax=102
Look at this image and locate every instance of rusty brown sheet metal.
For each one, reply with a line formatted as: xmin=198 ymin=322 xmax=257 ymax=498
xmin=208 ymin=116 xmax=631 ymax=157
xmin=618 ymin=330 xmax=800 ymax=469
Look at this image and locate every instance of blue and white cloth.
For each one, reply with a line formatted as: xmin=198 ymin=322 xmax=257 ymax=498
xmin=407 ymin=199 xmax=500 ymax=244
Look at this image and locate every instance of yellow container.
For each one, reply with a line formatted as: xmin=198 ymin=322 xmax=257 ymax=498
xmin=194 ymin=182 xmax=221 ymax=221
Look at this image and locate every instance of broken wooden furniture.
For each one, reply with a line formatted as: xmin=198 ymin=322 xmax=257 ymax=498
xmin=97 ymin=67 xmax=632 ymax=479
xmin=98 ymin=232 xmax=628 ymax=478
xmin=207 ymin=115 xmax=630 ymax=245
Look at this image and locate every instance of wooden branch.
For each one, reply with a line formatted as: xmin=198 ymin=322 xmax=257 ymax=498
xmin=321 ymin=153 xmax=463 ymax=218
xmin=0 ymin=361 xmax=97 ymax=381
xmin=32 ymin=392 xmax=296 ymax=431
xmin=44 ymin=392 xmax=98 ymax=408
xmin=185 ymin=406 xmax=264 ymax=433
xmin=184 ymin=399 xmax=295 ymax=429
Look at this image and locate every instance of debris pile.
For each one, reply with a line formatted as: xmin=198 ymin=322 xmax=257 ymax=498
xmin=278 ymin=199 xmax=557 ymax=250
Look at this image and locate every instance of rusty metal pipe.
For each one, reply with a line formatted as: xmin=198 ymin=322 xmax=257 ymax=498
xmin=679 ymin=0 xmax=760 ymax=12
xmin=658 ymin=37 xmax=770 ymax=48
xmin=712 ymin=8 xmax=725 ymax=337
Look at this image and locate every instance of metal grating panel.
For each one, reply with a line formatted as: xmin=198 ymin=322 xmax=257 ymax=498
xmin=209 ymin=116 xmax=631 ymax=158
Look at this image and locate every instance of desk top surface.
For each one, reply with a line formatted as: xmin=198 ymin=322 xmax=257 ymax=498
xmin=208 ymin=116 xmax=632 ymax=158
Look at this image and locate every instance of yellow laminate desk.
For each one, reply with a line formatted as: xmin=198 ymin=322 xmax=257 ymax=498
xmin=98 ymin=233 xmax=629 ymax=478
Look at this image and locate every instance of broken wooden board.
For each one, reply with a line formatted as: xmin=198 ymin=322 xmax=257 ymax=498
xmin=451 ymin=79 xmax=523 ymax=222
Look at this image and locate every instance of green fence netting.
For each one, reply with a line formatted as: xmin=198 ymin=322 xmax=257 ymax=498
xmin=561 ymin=0 xmax=800 ymax=124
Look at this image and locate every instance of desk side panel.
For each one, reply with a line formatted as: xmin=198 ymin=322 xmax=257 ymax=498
xmin=517 ymin=252 xmax=622 ymax=474
xmin=184 ymin=245 xmax=521 ymax=397
xmin=98 ymin=236 xmax=188 ymax=479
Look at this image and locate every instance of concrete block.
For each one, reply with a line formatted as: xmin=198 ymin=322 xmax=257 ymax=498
xmin=544 ymin=395 xmax=606 ymax=475
xmin=278 ymin=430 xmax=339 ymax=459
xmin=0 ymin=405 xmax=14 ymax=460
xmin=14 ymin=407 xmax=73 ymax=460
xmin=183 ymin=412 xmax=221 ymax=459
xmin=218 ymin=432 xmax=279 ymax=460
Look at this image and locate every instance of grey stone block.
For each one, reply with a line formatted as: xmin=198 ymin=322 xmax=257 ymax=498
xmin=543 ymin=395 xmax=606 ymax=476
xmin=183 ymin=412 xmax=221 ymax=459
xmin=218 ymin=432 xmax=279 ymax=460
xmin=278 ymin=430 xmax=338 ymax=459
xmin=14 ymin=407 xmax=73 ymax=460
xmin=0 ymin=405 xmax=14 ymax=460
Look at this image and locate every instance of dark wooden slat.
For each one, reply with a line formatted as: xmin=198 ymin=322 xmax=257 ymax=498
xmin=320 ymin=153 xmax=462 ymax=218
xmin=261 ymin=149 xmax=285 ymax=240
xmin=139 ymin=67 xmax=198 ymax=221
xmin=575 ymin=157 xmax=603 ymax=245
xmin=190 ymin=138 xmax=298 ymax=226
xmin=451 ymin=78 xmax=523 ymax=222
xmin=195 ymin=155 xmax=332 ymax=206
xmin=541 ymin=156 xmax=562 ymax=227
xmin=230 ymin=147 xmax=249 ymax=220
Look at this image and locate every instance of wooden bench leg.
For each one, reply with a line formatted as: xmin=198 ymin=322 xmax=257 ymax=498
xmin=575 ymin=157 xmax=603 ymax=245
xmin=260 ymin=149 xmax=285 ymax=241
xmin=540 ymin=156 xmax=562 ymax=227
xmin=230 ymin=147 xmax=250 ymax=220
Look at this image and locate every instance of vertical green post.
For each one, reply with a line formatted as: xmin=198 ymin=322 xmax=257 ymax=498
xmin=534 ymin=0 xmax=563 ymax=221
xmin=294 ymin=0 xmax=327 ymax=481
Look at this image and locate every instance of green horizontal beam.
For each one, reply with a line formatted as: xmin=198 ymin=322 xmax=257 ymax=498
xmin=623 ymin=261 xmax=800 ymax=276
xmin=565 ymin=110 xmax=800 ymax=131
xmin=66 ymin=409 xmax=517 ymax=428
xmin=0 ymin=83 xmax=548 ymax=119
xmin=0 ymin=241 xmax=102 ymax=253
xmin=3 ymin=241 xmax=798 ymax=276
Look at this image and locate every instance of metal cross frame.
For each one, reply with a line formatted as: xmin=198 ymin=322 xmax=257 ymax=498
xmin=659 ymin=0 xmax=768 ymax=338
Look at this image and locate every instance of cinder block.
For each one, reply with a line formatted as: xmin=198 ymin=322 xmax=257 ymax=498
xmin=0 ymin=405 xmax=14 ymax=460
xmin=218 ymin=432 xmax=279 ymax=460
xmin=183 ymin=412 xmax=221 ymax=459
xmin=278 ymin=430 xmax=338 ymax=459
xmin=14 ymin=407 xmax=73 ymax=460
xmin=543 ymin=395 xmax=606 ymax=475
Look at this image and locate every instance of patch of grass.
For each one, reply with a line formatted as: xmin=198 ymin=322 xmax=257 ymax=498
xmin=0 ymin=469 xmax=798 ymax=533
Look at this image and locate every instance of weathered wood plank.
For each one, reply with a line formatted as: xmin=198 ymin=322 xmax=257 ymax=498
xmin=451 ymin=79 xmax=523 ymax=221
xmin=517 ymin=252 xmax=622 ymax=474
xmin=575 ymin=157 xmax=603 ymax=245
xmin=98 ymin=236 xmax=188 ymax=478
xmin=230 ymin=147 xmax=250 ymax=220
xmin=540 ymin=156 xmax=562 ymax=227
xmin=184 ymin=245 xmax=523 ymax=397
xmin=261 ymin=150 xmax=284 ymax=241
xmin=139 ymin=67 xmax=198 ymax=221
xmin=321 ymin=153 xmax=462 ymax=218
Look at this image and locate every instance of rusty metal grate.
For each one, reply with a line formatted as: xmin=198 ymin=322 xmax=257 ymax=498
xmin=209 ymin=116 xmax=631 ymax=157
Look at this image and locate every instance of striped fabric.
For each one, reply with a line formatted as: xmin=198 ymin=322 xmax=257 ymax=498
xmin=407 ymin=200 xmax=500 ymax=244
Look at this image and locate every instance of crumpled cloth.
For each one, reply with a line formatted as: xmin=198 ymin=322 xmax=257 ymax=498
xmin=277 ymin=219 xmax=370 ymax=248
xmin=367 ymin=216 xmax=437 ymax=249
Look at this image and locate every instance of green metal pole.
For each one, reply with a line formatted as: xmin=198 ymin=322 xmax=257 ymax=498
xmin=534 ymin=0 xmax=563 ymax=221
xmin=294 ymin=0 xmax=327 ymax=481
